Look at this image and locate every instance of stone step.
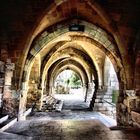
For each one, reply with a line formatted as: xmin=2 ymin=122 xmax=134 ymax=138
xmin=100 ymin=111 xmax=116 ymax=117
xmin=55 ymin=100 xmax=63 ymax=112
xmin=93 ymin=106 xmax=115 ymax=112
xmin=96 ymin=95 xmax=112 ymax=99
xmin=95 ymin=98 xmax=112 ymax=103
xmin=94 ymin=103 xmax=114 ymax=107
xmin=96 ymin=92 xmax=112 ymax=95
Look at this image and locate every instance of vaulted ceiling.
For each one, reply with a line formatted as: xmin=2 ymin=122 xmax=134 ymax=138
xmin=0 ymin=0 xmax=140 ymax=89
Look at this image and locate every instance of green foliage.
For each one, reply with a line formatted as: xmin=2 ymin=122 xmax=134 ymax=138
xmin=57 ymin=71 xmax=82 ymax=88
xmin=65 ymin=79 xmax=70 ymax=85
xmin=112 ymin=90 xmax=119 ymax=103
xmin=69 ymin=72 xmax=82 ymax=88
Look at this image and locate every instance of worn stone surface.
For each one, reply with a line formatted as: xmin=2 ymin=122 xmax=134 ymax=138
xmin=5 ymin=119 xmax=140 ymax=140
xmin=0 ymin=132 xmax=32 ymax=140
xmin=27 ymin=110 xmax=116 ymax=127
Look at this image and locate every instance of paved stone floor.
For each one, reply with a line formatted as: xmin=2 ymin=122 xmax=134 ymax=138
xmin=2 ymin=119 xmax=140 ymax=140
xmin=1 ymin=92 xmax=140 ymax=140
xmin=27 ymin=110 xmax=116 ymax=127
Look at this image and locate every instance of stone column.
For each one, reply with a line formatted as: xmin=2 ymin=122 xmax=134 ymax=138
xmin=135 ymin=51 xmax=140 ymax=93
xmin=87 ymin=82 xmax=94 ymax=101
xmin=90 ymin=80 xmax=98 ymax=110
xmin=82 ymin=84 xmax=86 ymax=98
xmin=0 ymin=61 xmax=5 ymax=112
xmin=2 ymin=60 xmax=15 ymax=117
xmin=84 ymin=83 xmax=88 ymax=102
xmin=18 ymin=81 xmax=28 ymax=121
xmin=116 ymin=90 xmax=136 ymax=126
xmin=39 ymin=87 xmax=44 ymax=110
xmin=49 ymin=84 xmax=53 ymax=95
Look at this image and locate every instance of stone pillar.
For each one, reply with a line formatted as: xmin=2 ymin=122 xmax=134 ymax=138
xmin=82 ymin=83 xmax=86 ymax=95
xmin=49 ymin=84 xmax=53 ymax=95
xmin=84 ymin=83 xmax=88 ymax=102
xmin=84 ymin=82 xmax=95 ymax=104
xmin=0 ymin=61 xmax=5 ymax=112
xmin=39 ymin=87 xmax=44 ymax=110
xmin=116 ymin=90 xmax=136 ymax=126
xmin=88 ymin=82 xmax=94 ymax=101
xmin=135 ymin=51 xmax=140 ymax=93
xmin=18 ymin=82 xmax=28 ymax=121
xmin=2 ymin=60 xmax=15 ymax=117
xmin=90 ymin=80 xmax=98 ymax=109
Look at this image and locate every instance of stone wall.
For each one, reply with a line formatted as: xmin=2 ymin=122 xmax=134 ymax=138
xmin=117 ymin=90 xmax=140 ymax=127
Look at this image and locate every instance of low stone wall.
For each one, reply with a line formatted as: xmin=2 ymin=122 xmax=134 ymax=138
xmin=117 ymin=90 xmax=140 ymax=127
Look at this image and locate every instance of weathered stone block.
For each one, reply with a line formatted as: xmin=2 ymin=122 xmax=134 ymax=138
xmin=94 ymin=31 xmax=102 ymax=41
xmin=131 ymin=111 xmax=140 ymax=126
xmin=0 ymin=78 xmax=4 ymax=85
xmin=99 ymin=35 xmax=108 ymax=44
xmin=0 ymin=61 xmax=5 ymax=72
xmin=89 ymin=30 xmax=97 ymax=37
xmin=4 ymin=71 xmax=13 ymax=86
xmin=104 ymin=40 xmax=111 ymax=47
xmin=5 ymin=63 xmax=15 ymax=70
xmin=3 ymin=87 xmax=12 ymax=98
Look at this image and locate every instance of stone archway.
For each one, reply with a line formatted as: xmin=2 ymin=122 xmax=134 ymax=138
xmin=18 ymin=20 xmax=128 ymax=126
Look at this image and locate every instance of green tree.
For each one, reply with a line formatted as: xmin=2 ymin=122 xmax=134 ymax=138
xmin=70 ymin=72 xmax=81 ymax=88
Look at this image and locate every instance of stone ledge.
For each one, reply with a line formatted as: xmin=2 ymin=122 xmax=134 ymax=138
xmin=0 ymin=115 xmax=9 ymax=124
xmin=0 ymin=118 xmax=17 ymax=132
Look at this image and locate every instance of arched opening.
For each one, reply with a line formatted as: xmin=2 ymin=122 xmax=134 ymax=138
xmin=53 ymin=70 xmax=89 ymax=110
xmin=18 ymin=20 xmax=123 ymax=125
xmin=16 ymin=11 xmax=131 ymax=127
xmin=54 ymin=70 xmax=82 ymax=94
xmin=1 ymin=0 xmax=140 ymax=139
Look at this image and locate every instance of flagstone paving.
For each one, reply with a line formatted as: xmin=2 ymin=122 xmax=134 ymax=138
xmin=4 ymin=119 xmax=140 ymax=140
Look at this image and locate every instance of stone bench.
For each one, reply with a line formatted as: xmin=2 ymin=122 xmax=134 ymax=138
xmin=45 ymin=96 xmax=58 ymax=110
xmin=55 ymin=100 xmax=63 ymax=112
xmin=42 ymin=96 xmax=63 ymax=111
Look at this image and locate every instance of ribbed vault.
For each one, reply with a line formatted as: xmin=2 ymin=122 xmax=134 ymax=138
xmin=18 ymin=0 xmax=135 ymax=126
xmin=19 ymin=20 xmax=124 ymax=120
xmin=48 ymin=59 xmax=89 ymax=86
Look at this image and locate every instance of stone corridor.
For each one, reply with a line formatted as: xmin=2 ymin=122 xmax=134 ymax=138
xmin=0 ymin=119 xmax=139 ymax=140
xmin=0 ymin=0 xmax=140 ymax=139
